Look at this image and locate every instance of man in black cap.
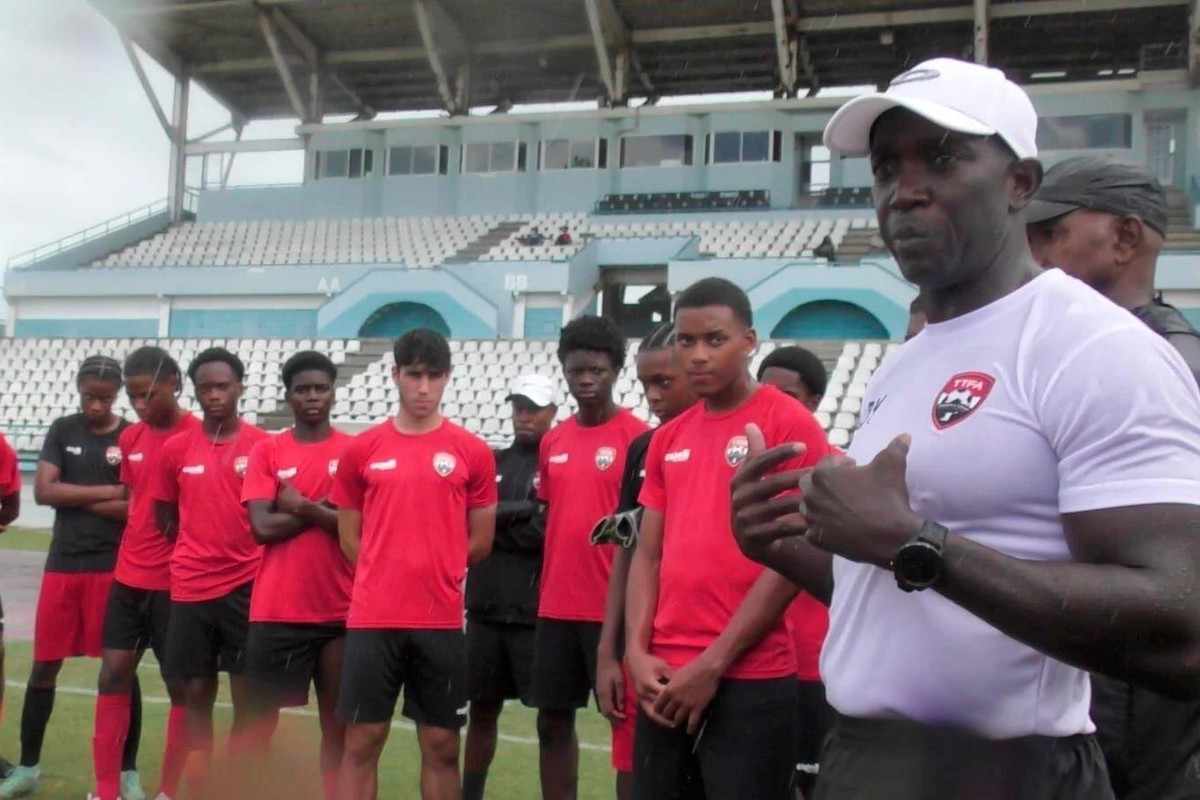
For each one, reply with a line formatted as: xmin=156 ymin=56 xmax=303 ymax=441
xmin=1029 ymin=156 xmax=1200 ymax=800
xmin=1028 ymin=155 xmax=1200 ymax=385
xmin=462 ymin=374 xmax=557 ymax=800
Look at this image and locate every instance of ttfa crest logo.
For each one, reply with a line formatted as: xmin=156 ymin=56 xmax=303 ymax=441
xmin=932 ymin=372 xmax=995 ymax=430
xmin=725 ymin=436 xmax=749 ymax=467
xmin=433 ymin=452 xmax=457 ymax=477
xmin=234 ymin=456 xmax=249 ymax=477
xmin=595 ymin=447 xmax=616 ymax=471
xmin=105 ymin=446 xmax=122 ymax=466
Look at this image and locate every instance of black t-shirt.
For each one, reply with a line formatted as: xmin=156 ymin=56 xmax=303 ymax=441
xmin=1132 ymin=298 xmax=1200 ymax=388
xmin=40 ymin=414 xmax=130 ymax=573
xmin=617 ymin=428 xmax=655 ymax=514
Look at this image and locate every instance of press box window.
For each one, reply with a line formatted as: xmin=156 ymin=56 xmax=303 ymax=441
xmin=1037 ymin=114 xmax=1132 ymax=151
xmin=387 ymin=145 xmax=449 ymax=176
xmin=709 ymin=131 xmax=781 ymax=164
xmin=315 ymin=148 xmax=374 ymax=179
xmin=462 ymin=142 xmax=529 ymax=173
xmin=542 ymin=138 xmax=608 ymax=170
xmin=620 ymin=135 xmax=694 ymax=168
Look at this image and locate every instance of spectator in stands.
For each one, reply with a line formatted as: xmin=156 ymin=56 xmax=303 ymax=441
xmin=331 ymin=329 xmax=496 ymax=800
xmin=2 ymin=357 xmax=138 ymax=800
xmin=93 ymin=346 xmax=198 ymax=800
xmin=756 ymin=347 xmax=833 ymax=799
xmin=241 ymin=351 xmax=353 ymax=800
xmin=555 ymin=226 xmax=573 ymax=247
xmin=153 ymin=348 xmax=267 ymax=797
xmin=757 ymin=346 xmax=827 ymax=412
xmin=905 ymin=293 xmax=927 ymax=341
xmin=463 ymin=374 xmax=556 ymax=800
xmin=595 ymin=323 xmax=699 ymax=800
xmin=533 ymin=316 xmax=647 ymax=800
xmin=813 ymin=235 xmax=837 ymax=263
xmin=519 ymin=227 xmax=546 ymax=247
xmin=0 ymin=431 xmax=22 ymax=782
xmin=1027 ymin=156 xmax=1200 ymax=800
xmin=627 ymin=278 xmax=831 ymax=800
xmin=732 ymin=57 xmax=1200 ymax=798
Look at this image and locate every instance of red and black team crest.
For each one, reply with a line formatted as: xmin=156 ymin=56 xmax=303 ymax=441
xmin=595 ymin=447 xmax=616 ymax=471
xmin=933 ymin=372 xmax=996 ymax=430
xmin=433 ymin=452 xmax=457 ymax=477
xmin=105 ymin=446 xmax=122 ymax=466
xmin=234 ymin=456 xmax=249 ymax=477
xmin=328 ymin=459 xmax=339 ymax=477
xmin=725 ymin=435 xmax=749 ymax=467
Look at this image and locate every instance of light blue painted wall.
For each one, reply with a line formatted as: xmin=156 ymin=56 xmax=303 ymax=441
xmin=170 ymin=309 xmax=316 ymax=337
xmin=316 ymin=269 xmax=497 ymax=338
xmin=15 ymin=318 xmax=159 ymax=338
xmin=524 ymin=307 xmax=562 ymax=339
xmin=771 ymin=301 xmax=890 ymax=339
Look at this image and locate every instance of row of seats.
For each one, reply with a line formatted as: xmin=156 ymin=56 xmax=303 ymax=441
xmin=596 ymin=190 xmax=770 ymax=214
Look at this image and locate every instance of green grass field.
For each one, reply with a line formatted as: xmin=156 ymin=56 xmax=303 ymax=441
xmin=0 ymin=530 xmax=617 ymax=799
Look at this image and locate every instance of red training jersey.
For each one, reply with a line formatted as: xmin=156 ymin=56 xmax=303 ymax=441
xmin=114 ymin=415 xmax=201 ymax=591
xmin=639 ymin=385 xmax=830 ymax=679
xmin=153 ymin=421 xmax=268 ymax=602
xmin=787 ymin=594 xmax=829 ymax=682
xmin=0 ymin=432 xmax=20 ymax=496
xmin=329 ymin=419 xmax=497 ymax=630
xmin=242 ymin=429 xmax=355 ymax=624
xmin=537 ymin=409 xmax=649 ymax=622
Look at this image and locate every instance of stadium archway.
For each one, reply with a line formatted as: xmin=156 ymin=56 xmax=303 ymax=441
xmin=358 ymin=302 xmax=450 ymax=338
xmin=770 ymin=301 xmax=888 ymax=340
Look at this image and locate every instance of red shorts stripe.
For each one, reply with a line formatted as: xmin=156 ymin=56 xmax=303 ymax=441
xmin=34 ymin=571 xmax=114 ymax=662
xmin=611 ymin=666 xmax=638 ymax=773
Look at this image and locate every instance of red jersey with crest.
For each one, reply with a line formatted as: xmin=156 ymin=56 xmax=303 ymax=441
xmin=329 ymin=419 xmax=497 ymax=629
xmin=0 ymin=432 xmax=19 ymax=496
xmin=639 ymin=385 xmax=830 ymax=679
xmin=114 ymin=415 xmax=201 ymax=591
xmin=153 ymin=422 xmax=268 ymax=602
xmin=242 ymin=429 xmax=355 ymax=624
xmin=537 ymin=409 xmax=649 ymax=622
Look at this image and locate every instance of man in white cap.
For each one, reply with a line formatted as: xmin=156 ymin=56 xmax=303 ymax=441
xmin=462 ymin=374 xmax=557 ymax=800
xmin=730 ymin=57 xmax=1200 ymax=798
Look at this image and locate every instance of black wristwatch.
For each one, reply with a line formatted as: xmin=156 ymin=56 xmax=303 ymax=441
xmin=892 ymin=520 xmax=950 ymax=592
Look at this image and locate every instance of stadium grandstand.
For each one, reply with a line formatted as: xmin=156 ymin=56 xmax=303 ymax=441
xmin=4 ymin=0 xmax=1200 ymax=458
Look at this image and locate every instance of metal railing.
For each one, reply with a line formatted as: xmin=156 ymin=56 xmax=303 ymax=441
xmin=6 ymin=190 xmax=198 ymax=269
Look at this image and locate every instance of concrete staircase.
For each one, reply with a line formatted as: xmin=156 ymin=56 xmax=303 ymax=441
xmin=255 ymin=338 xmax=394 ymax=430
xmin=1163 ymin=188 xmax=1200 ymax=251
xmin=836 ymin=228 xmax=882 ymax=262
xmin=444 ymin=221 xmax=526 ymax=263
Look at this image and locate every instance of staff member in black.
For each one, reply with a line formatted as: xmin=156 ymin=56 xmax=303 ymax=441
xmin=1029 ymin=156 xmax=1200 ymax=800
xmin=462 ymin=374 xmax=557 ymax=800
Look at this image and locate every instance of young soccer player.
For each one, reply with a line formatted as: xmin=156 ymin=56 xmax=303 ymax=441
xmin=242 ymin=351 xmax=352 ymax=800
xmin=627 ymin=278 xmax=831 ymax=800
xmin=595 ymin=323 xmax=698 ymax=800
xmin=0 ymin=431 xmax=22 ymax=782
xmin=331 ymin=329 xmax=497 ymax=800
xmin=92 ymin=346 xmax=198 ymax=800
xmin=2 ymin=357 xmax=138 ymax=800
xmin=533 ymin=315 xmax=648 ymax=800
xmin=153 ymin=348 xmax=267 ymax=798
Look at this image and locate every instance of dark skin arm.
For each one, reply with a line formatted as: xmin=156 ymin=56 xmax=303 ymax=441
xmin=597 ymin=544 xmax=633 ymax=722
xmin=154 ymin=500 xmax=179 ymax=544
xmin=84 ymin=498 xmax=128 ymax=522
xmin=246 ymin=499 xmax=306 ymax=545
xmin=0 ymin=490 xmax=19 ymax=529
xmin=467 ymin=505 xmax=497 ymax=566
xmin=338 ymin=508 xmax=363 ymax=565
xmin=35 ymin=461 xmax=124 ymax=508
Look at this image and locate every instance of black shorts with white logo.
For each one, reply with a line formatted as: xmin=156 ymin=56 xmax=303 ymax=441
xmin=338 ymin=628 xmax=467 ymax=730
xmin=793 ymin=679 xmax=834 ymax=792
xmin=245 ymin=621 xmax=345 ymax=706
xmin=164 ymin=582 xmax=252 ymax=679
xmin=529 ymin=617 xmax=602 ymax=712
xmin=813 ymin=714 xmax=1115 ymax=800
xmin=467 ymin=619 xmax=536 ymax=707
xmin=632 ymin=677 xmax=796 ymax=800
xmin=101 ymin=580 xmax=173 ymax=674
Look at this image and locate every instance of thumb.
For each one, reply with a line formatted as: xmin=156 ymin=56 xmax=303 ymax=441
xmin=744 ymin=422 xmax=767 ymax=458
xmin=875 ymin=434 xmax=912 ymax=469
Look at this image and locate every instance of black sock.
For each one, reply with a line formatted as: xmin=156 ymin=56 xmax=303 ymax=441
xmin=18 ymin=687 xmax=55 ymax=768
xmin=121 ymin=675 xmax=142 ymax=772
xmin=463 ymin=771 xmax=487 ymax=800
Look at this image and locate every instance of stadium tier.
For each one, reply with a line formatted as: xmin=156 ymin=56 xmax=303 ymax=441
xmin=0 ymin=337 xmax=887 ymax=454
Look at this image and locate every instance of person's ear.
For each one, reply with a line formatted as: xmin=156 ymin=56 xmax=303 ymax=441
xmin=1009 ymin=158 xmax=1043 ymax=212
xmin=1112 ymin=215 xmax=1145 ymax=265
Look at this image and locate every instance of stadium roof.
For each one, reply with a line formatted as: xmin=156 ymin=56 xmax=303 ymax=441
xmin=91 ymin=0 xmax=1193 ymax=121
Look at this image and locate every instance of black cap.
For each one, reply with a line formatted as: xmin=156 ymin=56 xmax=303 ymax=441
xmin=1027 ymin=156 xmax=1168 ymax=238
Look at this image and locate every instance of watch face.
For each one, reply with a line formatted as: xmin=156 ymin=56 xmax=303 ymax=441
xmin=896 ymin=542 xmax=942 ymax=587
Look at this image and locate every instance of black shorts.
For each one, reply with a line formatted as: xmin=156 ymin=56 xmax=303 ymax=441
xmin=245 ymin=622 xmax=345 ymax=705
xmin=530 ymin=618 xmax=602 ymax=712
xmin=338 ymin=628 xmax=467 ymax=730
xmin=813 ymin=714 xmax=1115 ymax=800
xmin=101 ymin=580 xmax=173 ymax=673
xmin=0 ymin=591 xmax=5 ymax=634
xmin=467 ymin=619 xmax=536 ymax=707
xmin=793 ymin=679 xmax=834 ymax=791
xmin=164 ymin=583 xmax=252 ymax=679
xmin=632 ymin=677 xmax=796 ymax=800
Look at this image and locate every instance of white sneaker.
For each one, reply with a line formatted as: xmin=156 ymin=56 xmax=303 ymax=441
xmin=0 ymin=765 xmax=40 ymax=798
xmin=153 ymin=794 xmax=173 ymax=800
xmin=119 ymin=772 xmax=145 ymax=800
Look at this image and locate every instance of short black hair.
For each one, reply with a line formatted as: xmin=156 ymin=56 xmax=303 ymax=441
xmin=757 ymin=346 xmax=828 ymax=397
xmin=557 ymin=315 xmax=627 ymax=369
xmin=394 ymin=328 xmax=452 ymax=372
xmin=674 ymin=277 xmax=753 ymax=327
xmin=640 ymin=322 xmax=676 ymax=352
xmin=188 ymin=347 xmax=245 ymax=382
xmin=124 ymin=346 xmax=182 ymax=385
xmin=77 ymin=355 xmax=124 ymax=389
xmin=282 ymin=350 xmax=338 ymax=390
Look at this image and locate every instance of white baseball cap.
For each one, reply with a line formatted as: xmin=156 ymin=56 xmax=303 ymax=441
xmin=823 ymin=58 xmax=1038 ymax=160
xmin=506 ymin=374 xmax=558 ymax=408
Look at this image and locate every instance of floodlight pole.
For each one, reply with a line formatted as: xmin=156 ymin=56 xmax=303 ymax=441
xmin=974 ymin=0 xmax=990 ymax=64
xmin=167 ymin=71 xmax=190 ymax=223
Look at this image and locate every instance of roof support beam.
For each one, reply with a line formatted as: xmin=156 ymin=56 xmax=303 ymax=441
xmin=583 ymin=0 xmax=618 ymax=103
xmin=974 ymin=0 xmax=990 ymax=64
xmin=269 ymin=6 xmax=374 ymax=119
xmin=166 ymin=72 xmax=189 ymax=224
xmin=1190 ymin=0 xmax=1200 ymax=85
xmin=119 ymin=36 xmax=174 ymax=139
xmin=582 ymin=0 xmax=651 ymax=104
xmin=184 ymin=137 xmax=306 ymax=156
xmin=414 ymin=0 xmax=469 ymax=115
xmin=258 ymin=11 xmax=309 ymax=121
xmin=770 ymin=0 xmax=798 ymax=96
xmin=798 ymin=34 xmax=820 ymax=96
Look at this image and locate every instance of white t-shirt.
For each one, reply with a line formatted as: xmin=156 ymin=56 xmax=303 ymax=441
xmin=822 ymin=268 xmax=1200 ymax=739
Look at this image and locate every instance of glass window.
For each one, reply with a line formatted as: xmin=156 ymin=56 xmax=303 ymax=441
xmin=713 ymin=132 xmax=741 ymax=164
xmin=388 ymin=146 xmax=412 ymax=176
xmin=348 ymin=149 xmax=364 ymax=178
xmin=1037 ymin=114 xmax=1132 ymax=151
xmin=569 ymin=139 xmax=595 ymax=168
xmin=464 ymin=143 xmax=490 ymax=173
xmin=491 ymin=142 xmax=515 ymax=172
xmin=742 ymin=131 xmax=770 ymax=162
xmin=621 ymin=135 xmax=693 ymax=168
xmin=543 ymin=139 xmax=570 ymax=170
xmin=411 ymin=146 xmax=436 ymax=174
xmin=322 ymin=150 xmax=348 ymax=178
